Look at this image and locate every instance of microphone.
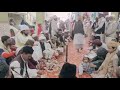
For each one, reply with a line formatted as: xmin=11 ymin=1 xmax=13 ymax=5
xmin=11 ymin=67 xmax=24 ymax=78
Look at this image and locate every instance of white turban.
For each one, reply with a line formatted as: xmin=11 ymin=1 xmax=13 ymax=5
xmin=19 ymin=25 xmax=29 ymax=31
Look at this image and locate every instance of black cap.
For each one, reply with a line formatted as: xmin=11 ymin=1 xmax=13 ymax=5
xmin=59 ymin=63 xmax=77 ymax=78
xmin=22 ymin=46 xmax=34 ymax=54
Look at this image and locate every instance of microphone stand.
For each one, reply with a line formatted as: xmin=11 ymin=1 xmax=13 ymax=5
xmin=65 ymin=42 xmax=68 ymax=63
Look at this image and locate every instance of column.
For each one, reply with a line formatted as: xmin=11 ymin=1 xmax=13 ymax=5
xmin=0 ymin=12 xmax=10 ymax=37
xmin=35 ymin=12 xmax=45 ymax=34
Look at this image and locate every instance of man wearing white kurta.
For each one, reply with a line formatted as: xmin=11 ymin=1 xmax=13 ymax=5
xmin=39 ymin=35 xmax=54 ymax=59
xmin=32 ymin=34 xmax=43 ymax=62
xmin=15 ymin=25 xmax=34 ymax=48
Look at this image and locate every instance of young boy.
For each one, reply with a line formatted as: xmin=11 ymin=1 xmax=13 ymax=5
xmin=79 ymin=55 xmax=96 ymax=75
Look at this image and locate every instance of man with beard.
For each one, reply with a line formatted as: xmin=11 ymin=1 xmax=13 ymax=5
xmin=15 ymin=25 xmax=34 ymax=48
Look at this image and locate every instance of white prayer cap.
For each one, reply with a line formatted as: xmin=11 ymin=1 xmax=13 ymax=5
xmin=39 ymin=35 xmax=46 ymax=40
xmin=32 ymin=34 xmax=37 ymax=38
xmin=19 ymin=25 xmax=29 ymax=31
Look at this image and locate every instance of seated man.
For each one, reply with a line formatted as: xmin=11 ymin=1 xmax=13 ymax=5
xmin=64 ymin=29 xmax=71 ymax=42
xmin=39 ymin=35 xmax=55 ymax=60
xmin=16 ymin=39 xmax=39 ymax=69
xmin=92 ymin=39 xmax=108 ymax=70
xmin=55 ymin=29 xmax=65 ymax=54
xmin=32 ymin=34 xmax=43 ymax=62
xmin=0 ymin=36 xmax=15 ymax=65
xmin=10 ymin=46 xmax=38 ymax=78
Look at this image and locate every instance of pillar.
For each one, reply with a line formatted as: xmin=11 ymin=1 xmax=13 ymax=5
xmin=0 ymin=12 xmax=10 ymax=37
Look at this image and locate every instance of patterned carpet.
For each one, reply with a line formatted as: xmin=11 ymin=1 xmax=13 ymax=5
xmin=41 ymin=39 xmax=91 ymax=78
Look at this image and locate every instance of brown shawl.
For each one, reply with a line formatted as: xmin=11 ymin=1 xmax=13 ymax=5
xmin=98 ymin=50 xmax=117 ymax=76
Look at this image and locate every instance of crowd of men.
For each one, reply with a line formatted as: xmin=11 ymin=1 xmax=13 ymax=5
xmin=58 ymin=13 xmax=120 ymax=78
xmin=0 ymin=15 xmax=72 ymax=78
xmin=1 ymin=13 xmax=120 ymax=78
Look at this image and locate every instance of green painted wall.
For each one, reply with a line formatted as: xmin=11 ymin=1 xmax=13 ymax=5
xmin=0 ymin=12 xmax=8 ymax=22
xmin=36 ymin=12 xmax=45 ymax=24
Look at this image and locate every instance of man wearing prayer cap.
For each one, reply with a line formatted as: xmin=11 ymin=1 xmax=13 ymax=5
xmin=15 ymin=25 xmax=34 ymax=48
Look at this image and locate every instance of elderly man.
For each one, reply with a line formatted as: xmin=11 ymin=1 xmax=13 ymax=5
xmin=105 ymin=15 xmax=118 ymax=44
xmin=15 ymin=25 xmax=34 ymax=48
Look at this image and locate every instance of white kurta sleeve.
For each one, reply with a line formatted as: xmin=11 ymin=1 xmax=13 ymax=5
xmin=16 ymin=34 xmax=27 ymax=45
xmin=10 ymin=61 xmax=23 ymax=78
xmin=32 ymin=46 xmax=43 ymax=62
